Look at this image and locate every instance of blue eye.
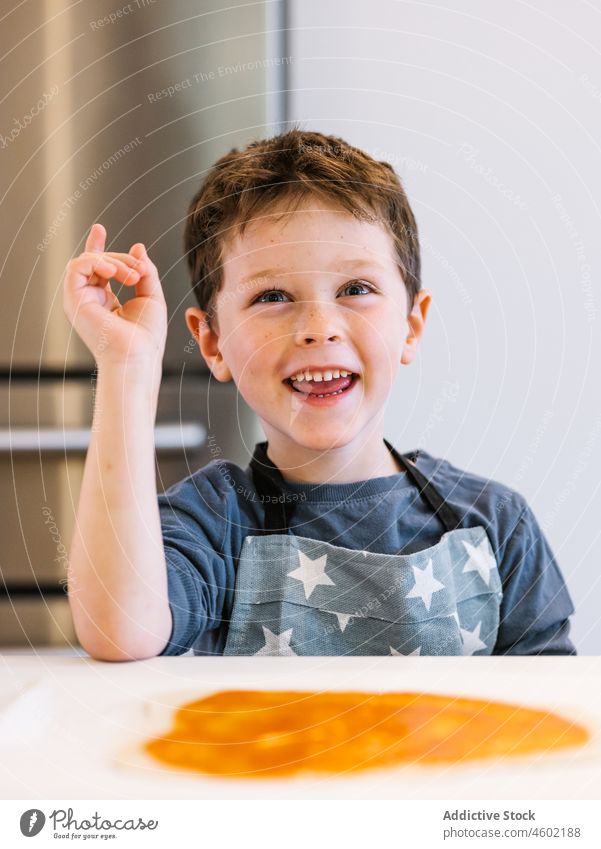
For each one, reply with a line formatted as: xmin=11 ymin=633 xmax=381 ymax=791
xmin=254 ymin=289 xmax=289 ymax=303
xmin=341 ymin=280 xmax=373 ymax=296
xmin=252 ymin=280 xmax=374 ymax=304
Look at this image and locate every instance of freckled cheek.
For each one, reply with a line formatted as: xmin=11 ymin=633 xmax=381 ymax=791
xmin=229 ymin=337 xmax=276 ymax=393
xmin=361 ymin=321 xmax=406 ymax=390
xmin=242 ymin=363 xmax=263 ymax=390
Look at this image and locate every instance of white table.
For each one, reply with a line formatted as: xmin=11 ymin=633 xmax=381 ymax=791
xmin=1 ymin=654 xmax=600 ymax=799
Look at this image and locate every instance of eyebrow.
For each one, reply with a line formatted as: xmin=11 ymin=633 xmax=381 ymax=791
xmin=240 ymin=259 xmax=390 ymax=286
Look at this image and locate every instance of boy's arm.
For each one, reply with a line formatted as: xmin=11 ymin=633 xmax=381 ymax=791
xmin=494 ymin=500 xmax=577 ymax=655
xmin=63 ymin=223 xmax=171 ymax=661
xmin=68 ymin=361 xmax=172 ymax=660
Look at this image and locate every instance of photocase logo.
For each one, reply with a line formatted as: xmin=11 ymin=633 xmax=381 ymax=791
xmin=19 ymin=809 xmax=46 ymax=836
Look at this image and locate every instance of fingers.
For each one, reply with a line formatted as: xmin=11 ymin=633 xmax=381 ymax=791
xmin=128 ymin=243 xmax=166 ymax=302
xmin=67 ymin=254 xmax=143 ymax=295
xmin=64 ymin=229 xmax=165 ymax=327
xmin=83 ymin=225 xmax=146 ymax=273
xmin=101 ymin=250 xmax=146 ymax=269
xmin=85 ymin=222 xmax=106 ymax=253
xmin=100 ymin=253 xmax=146 ymax=279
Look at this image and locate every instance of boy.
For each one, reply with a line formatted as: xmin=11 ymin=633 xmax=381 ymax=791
xmin=64 ymin=128 xmax=575 ymax=660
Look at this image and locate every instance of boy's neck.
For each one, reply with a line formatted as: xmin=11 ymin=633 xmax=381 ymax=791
xmin=264 ymin=433 xmax=402 ymax=485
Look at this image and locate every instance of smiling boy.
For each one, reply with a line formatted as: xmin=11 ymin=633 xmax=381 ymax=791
xmin=188 ymin=195 xmax=429 ymax=482
xmin=65 ymin=128 xmax=576 ymax=659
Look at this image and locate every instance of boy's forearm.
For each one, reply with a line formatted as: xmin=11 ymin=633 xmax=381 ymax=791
xmin=68 ymin=360 xmax=172 ymax=661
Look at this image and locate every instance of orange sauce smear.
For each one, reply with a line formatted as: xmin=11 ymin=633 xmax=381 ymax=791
xmin=144 ymin=689 xmax=590 ymax=779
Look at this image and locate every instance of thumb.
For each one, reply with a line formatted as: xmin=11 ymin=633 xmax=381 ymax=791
xmin=128 ymin=241 xmax=164 ymax=301
xmin=129 ymin=242 xmax=146 ymax=261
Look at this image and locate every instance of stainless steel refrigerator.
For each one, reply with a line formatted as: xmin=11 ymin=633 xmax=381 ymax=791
xmin=0 ymin=0 xmax=288 ymax=648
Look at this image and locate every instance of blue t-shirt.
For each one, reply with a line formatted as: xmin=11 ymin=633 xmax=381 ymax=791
xmin=157 ymin=444 xmax=576 ymax=656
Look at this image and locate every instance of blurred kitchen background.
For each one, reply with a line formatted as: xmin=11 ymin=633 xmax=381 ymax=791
xmin=0 ymin=0 xmax=284 ymax=650
xmin=1 ymin=0 xmax=599 ymax=653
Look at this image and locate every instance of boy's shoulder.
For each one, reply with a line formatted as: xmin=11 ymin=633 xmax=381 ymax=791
xmin=411 ymin=447 xmax=529 ymax=539
xmin=157 ymin=455 xmax=255 ymax=512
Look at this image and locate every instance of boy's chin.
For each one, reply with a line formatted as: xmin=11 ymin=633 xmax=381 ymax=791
xmin=282 ymin=426 xmax=362 ymax=453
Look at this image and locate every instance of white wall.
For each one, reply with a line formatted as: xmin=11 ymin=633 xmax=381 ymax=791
xmin=287 ymin=0 xmax=601 ymax=653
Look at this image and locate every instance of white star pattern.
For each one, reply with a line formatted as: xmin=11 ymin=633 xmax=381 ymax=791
xmin=240 ymin=516 xmax=501 ymax=657
xmin=460 ymin=622 xmax=487 ymax=655
xmin=254 ymin=626 xmax=298 ymax=656
xmin=405 ymin=559 xmax=445 ymax=611
xmin=287 ymin=550 xmax=335 ymax=600
xmin=462 ymin=537 xmax=497 ymax=586
xmin=333 ymin=612 xmax=352 ymax=632
xmin=390 ymin=645 xmax=422 ymax=656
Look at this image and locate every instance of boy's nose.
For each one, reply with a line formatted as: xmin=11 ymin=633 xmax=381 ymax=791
xmin=297 ymin=330 xmax=342 ymax=345
xmin=293 ymin=301 xmax=344 ymax=345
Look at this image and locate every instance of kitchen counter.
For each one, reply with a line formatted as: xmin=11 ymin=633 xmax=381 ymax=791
xmin=1 ymin=654 xmax=600 ymax=800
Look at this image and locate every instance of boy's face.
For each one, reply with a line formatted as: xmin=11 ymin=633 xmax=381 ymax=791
xmin=186 ymin=196 xmax=431 ymax=458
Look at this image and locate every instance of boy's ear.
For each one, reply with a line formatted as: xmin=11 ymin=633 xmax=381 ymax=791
xmin=401 ymin=289 xmax=432 ymax=365
xmin=185 ymin=307 xmax=232 ymax=382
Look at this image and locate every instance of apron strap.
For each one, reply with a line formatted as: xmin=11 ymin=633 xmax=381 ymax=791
xmin=249 ymin=440 xmax=466 ymax=535
xmin=383 ymin=439 xmax=465 ymax=533
xmin=249 ymin=449 xmax=293 ymax=534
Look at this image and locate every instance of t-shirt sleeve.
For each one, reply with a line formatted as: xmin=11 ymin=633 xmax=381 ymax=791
xmin=157 ymin=478 xmax=235 ymax=656
xmin=494 ymin=499 xmax=576 ymax=655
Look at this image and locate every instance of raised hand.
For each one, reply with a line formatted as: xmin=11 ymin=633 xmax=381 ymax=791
xmin=63 ymin=223 xmax=168 ymax=367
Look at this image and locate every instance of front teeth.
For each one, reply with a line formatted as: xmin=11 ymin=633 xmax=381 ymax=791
xmin=290 ymin=368 xmax=349 ymax=382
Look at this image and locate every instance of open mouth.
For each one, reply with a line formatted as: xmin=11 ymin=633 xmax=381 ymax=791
xmin=284 ymin=372 xmax=359 ymax=399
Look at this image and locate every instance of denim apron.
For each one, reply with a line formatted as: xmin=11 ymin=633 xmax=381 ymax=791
xmin=223 ymin=440 xmax=502 ymax=656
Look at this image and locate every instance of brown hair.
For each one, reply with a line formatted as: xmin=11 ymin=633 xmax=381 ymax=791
xmin=183 ymin=127 xmax=421 ymax=326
